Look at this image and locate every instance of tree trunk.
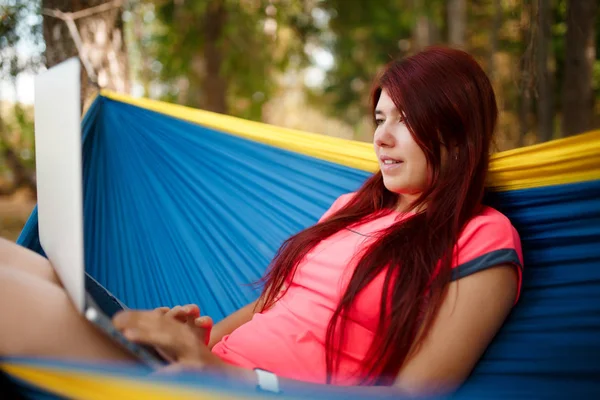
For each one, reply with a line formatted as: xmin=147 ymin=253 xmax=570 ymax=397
xmin=518 ymin=0 xmax=534 ymax=147
xmin=535 ymin=0 xmax=554 ymax=142
xmin=202 ymin=0 xmax=228 ymax=114
xmin=447 ymin=0 xmax=466 ymax=48
xmin=131 ymin=3 xmax=152 ymax=98
xmin=412 ymin=0 xmax=440 ymax=51
xmin=488 ymin=0 xmax=501 ymax=82
xmin=42 ymin=0 xmax=129 ymax=106
xmin=42 ymin=0 xmax=81 ymax=97
xmin=561 ymin=0 xmax=597 ymax=137
xmin=413 ymin=16 xmax=440 ymax=51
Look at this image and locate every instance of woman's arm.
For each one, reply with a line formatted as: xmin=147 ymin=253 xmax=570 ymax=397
xmin=227 ymin=264 xmax=518 ymax=397
xmin=389 ymin=264 xmax=518 ymax=395
xmin=208 ymin=299 xmax=259 ymax=349
xmin=116 ymin=264 xmax=517 ymax=397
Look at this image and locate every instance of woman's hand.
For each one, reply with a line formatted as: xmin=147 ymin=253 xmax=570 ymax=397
xmin=157 ymin=304 xmax=200 ymax=321
xmin=155 ymin=304 xmax=213 ymax=346
xmin=113 ymin=309 xmax=219 ymax=368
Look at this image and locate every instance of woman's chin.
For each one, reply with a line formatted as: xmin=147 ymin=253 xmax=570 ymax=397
xmin=383 ymin=179 xmax=408 ymax=194
xmin=383 ymin=181 xmax=423 ymax=198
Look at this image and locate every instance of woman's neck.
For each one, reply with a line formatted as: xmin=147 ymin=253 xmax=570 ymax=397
xmin=395 ymin=193 xmax=424 ymax=213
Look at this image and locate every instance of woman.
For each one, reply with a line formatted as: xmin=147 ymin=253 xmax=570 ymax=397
xmin=0 ymin=47 xmax=522 ymax=397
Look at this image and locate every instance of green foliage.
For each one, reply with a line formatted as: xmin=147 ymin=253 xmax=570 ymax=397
xmin=0 ymin=104 xmax=36 ymax=173
xmin=0 ymin=1 xmax=43 ymax=79
xmin=0 ymin=3 xmax=23 ymax=76
xmin=312 ymin=0 xmax=445 ymax=126
xmin=0 ymin=1 xmax=41 ymax=179
xmin=311 ymin=0 xmax=599 ymax=139
xmin=136 ymin=0 xmax=316 ymax=120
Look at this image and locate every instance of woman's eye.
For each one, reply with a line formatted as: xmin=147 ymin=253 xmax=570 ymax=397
xmin=375 ymin=118 xmax=385 ymax=125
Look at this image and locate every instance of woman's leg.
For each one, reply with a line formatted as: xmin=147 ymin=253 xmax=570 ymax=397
xmin=0 ymin=250 xmax=134 ymax=363
xmin=0 ymin=238 xmax=129 ymax=316
xmin=0 ymin=237 xmax=59 ymax=285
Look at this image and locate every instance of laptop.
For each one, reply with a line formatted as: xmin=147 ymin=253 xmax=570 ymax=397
xmin=34 ymin=57 xmax=168 ymax=368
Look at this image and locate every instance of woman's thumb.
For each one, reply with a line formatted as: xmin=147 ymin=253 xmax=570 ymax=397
xmin=194 ymin=316 xmax=213 ymax=328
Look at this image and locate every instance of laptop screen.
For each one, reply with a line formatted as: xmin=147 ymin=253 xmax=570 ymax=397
xmin=34 ymin=57 xmax=85 ymax=312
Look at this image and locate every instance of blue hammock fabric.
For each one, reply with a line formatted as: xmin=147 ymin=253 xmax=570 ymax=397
xmin=19 ymin=98 xmax=370 ymax=320
xmin=12 ymin=96 xmax=600 ymax=399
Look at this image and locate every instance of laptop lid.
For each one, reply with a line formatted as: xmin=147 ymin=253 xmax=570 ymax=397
xmin=34 ymin=57 xmax=85 ymax=312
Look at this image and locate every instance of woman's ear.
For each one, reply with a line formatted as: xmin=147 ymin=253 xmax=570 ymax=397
xmin=448 ymin=143 xmax=459 ymax=160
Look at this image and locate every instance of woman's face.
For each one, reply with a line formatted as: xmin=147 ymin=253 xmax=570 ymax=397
xmin=373 ymin=89 xmax=429 ymax=197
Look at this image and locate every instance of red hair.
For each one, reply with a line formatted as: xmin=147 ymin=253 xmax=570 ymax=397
xmin=258 ymin=47 xmax=498 ymax=384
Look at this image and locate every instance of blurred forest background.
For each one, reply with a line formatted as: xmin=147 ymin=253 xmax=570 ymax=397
xmin=1 ymin=0 xmax=599 ymax=239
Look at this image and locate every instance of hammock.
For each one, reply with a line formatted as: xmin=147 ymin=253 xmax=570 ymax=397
xmin=2 ymin=90 xmax=599 ymax=399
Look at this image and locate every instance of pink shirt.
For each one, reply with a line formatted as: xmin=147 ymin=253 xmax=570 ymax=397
xmin=212 ymin=193 xmax=523 ymax=385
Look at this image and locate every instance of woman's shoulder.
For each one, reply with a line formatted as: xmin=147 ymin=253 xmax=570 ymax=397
xmin=452 ymin=205 xmax=524 ymax=303
xmin=454 ymin=205 xmax=523 ymax=270
xmin=333 ymin=192 xmax=358 ymax=208
xmin=318 ymin=192 xmax=357 ymax=222
xmin=463 ymin=206 xmax=517 ymax=234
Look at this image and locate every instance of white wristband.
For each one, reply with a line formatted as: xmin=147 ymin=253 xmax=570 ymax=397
xmin=254 ymin=368 xmax=281 ymax=394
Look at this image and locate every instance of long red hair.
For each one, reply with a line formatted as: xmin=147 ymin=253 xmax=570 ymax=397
xmin=258 ymin=47 xmax=498 ymax=385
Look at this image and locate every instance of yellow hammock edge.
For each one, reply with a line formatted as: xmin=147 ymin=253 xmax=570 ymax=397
xmin=100 ymin=90 xmax=600 ymax=191
xmin=2 ymin=363 xmax=250 ymax=400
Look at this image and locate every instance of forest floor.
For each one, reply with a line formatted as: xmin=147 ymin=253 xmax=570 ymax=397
xmin=0 ymin=191 xmax=35 ymax=241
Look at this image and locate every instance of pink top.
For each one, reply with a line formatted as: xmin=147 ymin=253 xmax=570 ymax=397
xmin=212 ymin=193 xmax=523 ymax=385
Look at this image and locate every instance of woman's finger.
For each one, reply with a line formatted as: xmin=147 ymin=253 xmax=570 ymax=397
xmin=165 ymin=305 xmax=183 ymax=318
xmin=194 ymin=316 xmax=213 ymax=328
xmin=165 ymin=305 xmax=200 ymax=323
xmin=193 ymin=316 xmax=213 ymax=345
xmin=114 ymin=310 xmax=179 ymax=346
xmin=113 ymin=310 xmax=139 ymax=330
xmin=165 ymin=306 xmax=191 ymax=323
xmin=123 ymin=327 xmax=171 ymax=348
xmin=123 ymin=319 xmax=192 ymax=357
xmin=182 ymin=304 xmax=200 ymax=318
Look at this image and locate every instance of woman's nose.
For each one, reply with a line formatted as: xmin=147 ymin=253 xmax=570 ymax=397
xmin=374 ymin=126 xmax=394 ymax=148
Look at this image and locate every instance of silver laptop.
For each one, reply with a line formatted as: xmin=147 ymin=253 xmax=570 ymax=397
xmin=34 ymin=58 xmax=167 ymax=368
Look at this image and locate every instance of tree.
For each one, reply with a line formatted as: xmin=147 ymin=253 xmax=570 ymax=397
xmin=487 ymin=0 xmax=501 ymax=82
xmin=143 ymin=0 xmax=314 ymax=120
xmin=0 ymin=2 xmax=41 ymax=195
xmin=535 ymin=0 xmax=554 ymax=142
xmin=413 ymin=0 xmax=442 ymax=51
xmin=202 ymin=0 xmax=228 ymax=114
xmin=447 ymin=0 xmax=466 ymax=48
xmin=518 ymin=0 xmax=534 ymax=147
xmin=0 ymin=106 xmax=37 ymax=195
xmin=42 ymin=0 xmax=130 ymax=104
xmin=121 ymin=0 xmax=597 ymax=147
xmin=561 ymin=0 xmax=597 ymax=136
xmin=315 ymin=0 xmax=436 ymax=128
